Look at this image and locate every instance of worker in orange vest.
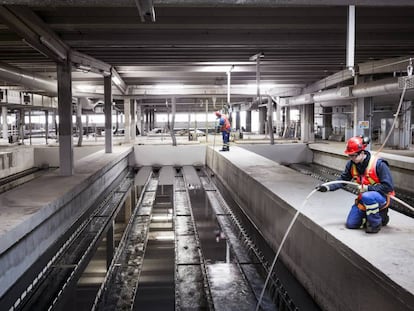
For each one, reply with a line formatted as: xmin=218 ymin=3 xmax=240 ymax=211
xmin=316 ymin=136 xmax=395 ymax=233
xmin=215 ymin=111 xmax=231 ymax=151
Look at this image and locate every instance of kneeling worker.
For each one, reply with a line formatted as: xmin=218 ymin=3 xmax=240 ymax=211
xmin=316 ymin=136 xmax=395 ymax=233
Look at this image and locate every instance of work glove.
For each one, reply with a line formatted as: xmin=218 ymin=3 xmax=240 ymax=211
xmin=358 ymin=184 xmax=368 ymax=193
xmin=315 ymin=184 xmax=329 ymax=192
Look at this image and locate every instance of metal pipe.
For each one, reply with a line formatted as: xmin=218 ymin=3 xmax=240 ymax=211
xmin=0 ymin=61 xmax=57 ymax=94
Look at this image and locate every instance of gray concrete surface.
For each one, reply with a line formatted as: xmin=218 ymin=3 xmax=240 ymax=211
xmin=207 ymin=145 xmax=414 ymax=311
xmin=132 ymin=145 xmax=206 ymax=167
xmin=0 ymin=146 xmax=132 ymax=299
xmin=239 ymin=143 xmax=313 ymax=164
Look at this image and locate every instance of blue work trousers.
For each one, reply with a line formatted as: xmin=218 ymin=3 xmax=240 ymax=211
xmin=346 ymin=191 xmax=387 ymax=229
xmin=221 ymin=131 xmax=230 ymax=147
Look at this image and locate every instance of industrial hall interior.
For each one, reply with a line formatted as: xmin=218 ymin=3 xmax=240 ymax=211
xmin=1 ymin=1 xmax=414 ymax=310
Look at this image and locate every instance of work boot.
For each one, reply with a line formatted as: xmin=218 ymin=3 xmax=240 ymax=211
xmin=366 ymin=223 xmax=381 ymax=234
xmin=380 ymin=209 xmax=389 ymax=226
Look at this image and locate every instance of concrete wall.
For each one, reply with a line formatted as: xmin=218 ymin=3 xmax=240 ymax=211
xmin=239 ymin=143 xmax=313 ymax=164
xmin=34 ymin=145 xmax=104 ymax=167
xmin=132 ymin=145 xmax=206 ymax=167
xmin=0 ymin=146 xmax=34 ymax=179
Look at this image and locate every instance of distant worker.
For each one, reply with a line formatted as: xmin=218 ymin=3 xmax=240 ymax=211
xmin=215 ymin=111 xmax=231 ymax=151
xmin=316 ymin=136 xmax=395 ymax=233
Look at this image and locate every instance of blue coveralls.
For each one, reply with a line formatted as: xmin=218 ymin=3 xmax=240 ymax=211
xmin=328 ymin=151 xmax=394 ymax=229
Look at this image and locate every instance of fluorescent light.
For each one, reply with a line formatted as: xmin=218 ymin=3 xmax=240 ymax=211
xmin=154 ymin=84 xmax=184 ymax=90
xmin=76 ymin=64 xmax=91 ymax=72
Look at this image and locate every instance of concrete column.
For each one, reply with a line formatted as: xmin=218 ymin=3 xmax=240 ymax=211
xmin=136 ymin=102 xmax=142 ymax=136
xmin=245 ymin=110 xmax=251 ymax=132
xmin=283 ymin=106 xmax=291 ymax=138
xmin=150 ymin=108 xmax=155 ymax=130
xmin=19 ymin=109 xmax=25 ymax=144
xmin=28 ymin=109 xmax=32 ymax=145
xmin=52 ymin=110 xmax=57 ymax=137
xmin=76 ymin=98 xmax=83 ymax=147
xmin=235 ymin=111 xmax=240 ymax=130
xmin=145 ymin=107 xmax=149 ymax=134
xmin=130 ymin=99 xmax=136 ymax=141
xmin=267 ymin=96 xmax=274 ymax=144
xmin=275 ymin=98 xmax=281 ymax=137
xmin=2 ymin=106 xmax=7 ymax=142
xmin=85 ymin=114 xmax=89 ymax=138
xmin=259 ymin=107 xmax=266 ymax=134
xmin=104 ymin=75 xmax=112 ymax=153
xmin=355 ymin=97 xmax=371 ymax=138
xmin=57 ymin=60 xmax=74 ymax=176
xmin=124 ymin=98 xmax=131 ymax=142
xmin=300 ymin=104 xmax=315 ymax=143
xmin=322 ymin=106 xmax=333 ymax=140
xmin=45 ymin=110 xmax=49 ymax=144
xmin=171 ymin=97 xmax=177 ymax=146
xmin=106 ymin=221 xmax=114 ymax=269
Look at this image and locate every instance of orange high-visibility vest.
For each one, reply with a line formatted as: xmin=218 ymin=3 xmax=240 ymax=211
xmin=351 ymin=157 xmax=395 ymax=210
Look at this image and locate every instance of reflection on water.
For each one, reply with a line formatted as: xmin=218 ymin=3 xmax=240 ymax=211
xmin=188 ymin=189 xmax=234 ymax=263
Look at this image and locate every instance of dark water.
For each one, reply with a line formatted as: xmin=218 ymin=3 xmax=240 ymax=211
xmin=188 ymin=188 xmax=234 ymax=263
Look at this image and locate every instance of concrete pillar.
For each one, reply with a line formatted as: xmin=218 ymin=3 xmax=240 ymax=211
xmin=259 ymin=107 xmax=266 ymax=134
xmin=85 ymin=114 xmax=89 ymax=138
xmin=2 ymin=106 xmax=7 ymax=142
xmin=104 ymin=75 xmax=113 ymax=153
xmin=28 ymin=109 xmax=32 ymax=145
xmin=52 ymin=110 xmax=57 ymax=137
xmin=151 ymin=108 xmax=155 ymax=130
xmin=45 ymin=110 xmax=49 ymax=144
xmin=300 ymin=104 xmax=315 ymax=143
xmin=76 ymin=98 xmax=83 ymax=147
xmin=283 ymin=106 xmax=291 ymax=138
xmin=235 ymin=111 xmax=240 ymax=130
xmin=19 ymin=109 xmax=25 ymax=144
xmin=124 ymin=98 xmax=131 ymax=142
xmin=136 ymin=102 xmax=142 ymax=136
xmin=275 ymin=98 xmax=281 ymax=137
xmin=355 ymin=97 xmax=371 ymax=138
xmin=267 ymin=96 xmax=274 ymax=144
xmin=246 ymin=110 xmax=252 ymax=132
xmin=322 ymin=106 xmax=333 ymax=140
xmin=171 ymin=97 xmax=177 ymax=146
xmin=130 ymin=99 xmax=136 ymax=141
xmin=57 ymin=60 xmax=74 ymax=176
xmin=106 ymin=221 xmax=114 ymax=269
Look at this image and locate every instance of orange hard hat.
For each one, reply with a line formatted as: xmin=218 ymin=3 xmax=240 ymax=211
xmin=344 ymin=136 xmax=368 ymax=155
xmin=215 ymin=111 xmax=221 ymax=117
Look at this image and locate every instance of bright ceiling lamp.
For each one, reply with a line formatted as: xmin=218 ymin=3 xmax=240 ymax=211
xmin=154 ymin=84 xmax=184 ymax=89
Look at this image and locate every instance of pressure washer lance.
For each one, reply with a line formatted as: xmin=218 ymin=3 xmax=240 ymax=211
xmin=254 ymin=180 xmax=414 ymax=311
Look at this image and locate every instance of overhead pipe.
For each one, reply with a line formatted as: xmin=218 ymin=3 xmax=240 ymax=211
xmin=0 ymin=61 xmax=57 ymax=94
xmin=281 ymin=77 xmax=409 ymax=107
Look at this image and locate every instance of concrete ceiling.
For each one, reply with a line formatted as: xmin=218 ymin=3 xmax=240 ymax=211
xmin=1 ymin=1 xmax=414 ymax=112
